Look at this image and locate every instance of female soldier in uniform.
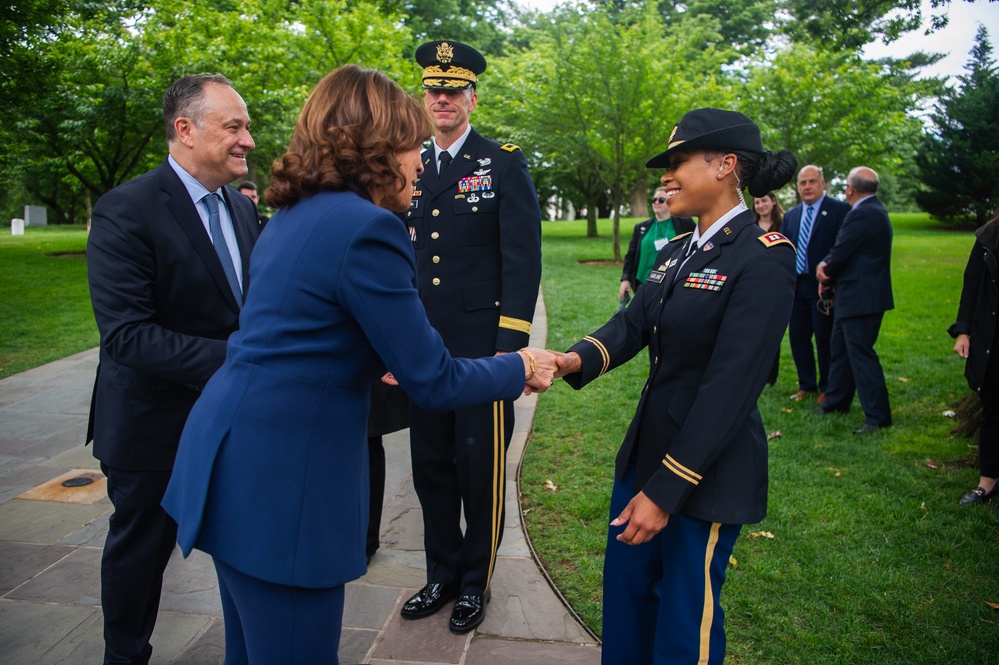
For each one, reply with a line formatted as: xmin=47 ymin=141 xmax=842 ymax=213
xmin=555 ymin=108 xmax=797 ymax=664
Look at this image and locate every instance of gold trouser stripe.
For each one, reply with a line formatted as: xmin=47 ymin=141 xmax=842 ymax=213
xmin=583 ymin=336 xmax=610 ymax=376
xmin=698 ymin=522 xmax=723 ymax=664
xmin=499 ymin=316 xmax=532 ymax=334
xmin=485 ymin=400 xmax=506 ymax=591
xmin=663 ymin=454 xmax=703 ymax=484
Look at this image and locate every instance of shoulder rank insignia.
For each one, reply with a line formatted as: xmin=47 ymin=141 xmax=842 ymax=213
xmin=758 ymin=232 xmax=796 ymax=252
xmin=500 ymin=143 xmax=520 ymax=152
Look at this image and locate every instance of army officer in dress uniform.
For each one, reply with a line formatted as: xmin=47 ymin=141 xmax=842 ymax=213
xmin=399 ymin=40 xmax=543 ymax=634
xmin=554 ymin=109 xmax=797 ymax=664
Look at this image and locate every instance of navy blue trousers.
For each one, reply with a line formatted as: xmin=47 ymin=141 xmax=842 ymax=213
xmin=213 ymin=558 xmax=345 ymax=665
xmin=410 ymin=399 xmax=513 ymax=595
xmin=101 ymin=464 xmax=177 ymax=665
xmin=823 ymin=312 xmax=892 ymax=427
xmin=601 ymin=468 xmax=741 ymax=665
xmin=789 ymin=274 xmax=834 ymax=393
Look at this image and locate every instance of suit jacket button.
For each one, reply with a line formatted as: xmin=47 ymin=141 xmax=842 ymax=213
xmin=431 ymin=232 xmax=440 ymax=239
xmin=494 ymin=301 xmax=500 ymax=306
xmin=653 ymin=325 xmax=657 ymax=333
xmin=433 ymin=255 xmax=440 ymax=263
xmin=472 ymin=206 xmax=478 ymax=212
xmin=433 ymin=277 xmax=441 ymax=285
xmin=432 ymin=209 xmax=440 ymax=217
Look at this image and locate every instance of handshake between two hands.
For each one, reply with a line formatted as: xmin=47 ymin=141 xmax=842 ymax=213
xmin=516 ymin=347 xmax=581 ymax=395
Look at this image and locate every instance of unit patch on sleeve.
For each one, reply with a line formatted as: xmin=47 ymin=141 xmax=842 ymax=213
xmin=758 ymin=232 xmax=796 ymax=252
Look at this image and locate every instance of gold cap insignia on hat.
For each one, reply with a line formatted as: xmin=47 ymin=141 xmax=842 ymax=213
xmin=667 ymin=125 xmax=685 ymax=149
xmin=437 ymin=42 xmax=454 ymax=63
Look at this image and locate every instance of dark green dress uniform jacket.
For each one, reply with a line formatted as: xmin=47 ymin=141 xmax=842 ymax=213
xmin=564 ymin=210 xmax=795 ymax=525
xmin=405 ymin=129 xmax=542 ymax=355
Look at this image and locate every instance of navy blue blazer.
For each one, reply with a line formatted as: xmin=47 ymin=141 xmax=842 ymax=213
xmin=821 ymin=196 xmax=894 ymax=318
xmin=565 ymin=212 xmax=796 ymax=524
xmin=783 ymin=195 xmax=850 ymax=278
xmin=162 ymin=190 xmax=526 ymax=589
xmin=86 ymin=159 xmax=259 ymax=470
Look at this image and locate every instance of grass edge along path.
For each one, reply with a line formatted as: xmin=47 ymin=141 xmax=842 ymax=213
xmin=522 ymin=214 xmax=999 ymax=664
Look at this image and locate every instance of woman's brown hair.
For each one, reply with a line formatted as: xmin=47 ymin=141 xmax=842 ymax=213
xmin=266 ymin=65 xmax=432 ymax=209
xmin=752 ymin=191 xmax=786 ymax=233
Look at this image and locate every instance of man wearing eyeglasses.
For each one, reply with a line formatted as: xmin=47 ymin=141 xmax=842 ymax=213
xmin=619 ymin=186 xmax=695 ymax=301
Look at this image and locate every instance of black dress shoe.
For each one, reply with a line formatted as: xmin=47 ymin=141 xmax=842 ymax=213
xmin=959 ymin=485 xmax=998 ymax=506
xmin=400 ymin=582 xmax=460 ymax=619
xmin=448 ymin=592 xmax=490 ymax=634
xmin=853 ymin=424 xmax=885 ymax=435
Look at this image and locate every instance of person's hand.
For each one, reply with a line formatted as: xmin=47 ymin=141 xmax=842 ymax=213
xmin=553 ymin=351 xmax=582 ymax=378
xmin=518 ymin=347 xmax=557 ymax=394
xmin=381 ymin=372 xmax=398 ymax=386
xmin=610 ymin=491 xmax=670 ymax=545
xmin=816 ymin=261 xmax=830 ymax=285
xmin=954 ymin=334 xmax=970 ymax=359
xmin=618 ymin=281 xmax=633 ymax=301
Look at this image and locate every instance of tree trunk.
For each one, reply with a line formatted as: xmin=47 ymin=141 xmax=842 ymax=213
xmin=611 ymin=203 xmax=622 ymax=262
xmin=630 ymin=182 xmax=649 ymax=219
xmin=586 ymin=203 xmax=598 ymax=238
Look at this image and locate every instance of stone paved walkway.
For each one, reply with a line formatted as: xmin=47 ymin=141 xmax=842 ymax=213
xmin=0 ymin=298 xmax=602 ymax=664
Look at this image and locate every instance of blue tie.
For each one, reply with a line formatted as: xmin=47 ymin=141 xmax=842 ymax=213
xmin=796 ymin=205 xmax=815 ymax=275
xmin=203 ymin=193 xmax=243 ymax=308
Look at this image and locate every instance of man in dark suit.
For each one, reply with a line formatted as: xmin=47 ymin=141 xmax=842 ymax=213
xmin=400 ymin=40 xmax=542 ymax=634
xmin=782 ymin=165 xmax=850 ymax=404
xmin=86 ymin=73 xmax=258 ymax=664
xmin=237 ymin=180 xmax=270 ymax=228
xmin=815 ymin=166 xmax=894 ymax=434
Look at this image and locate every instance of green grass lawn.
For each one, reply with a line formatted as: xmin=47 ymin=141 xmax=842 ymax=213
xmin=522 ymin=213 xmax=999 ymax=663
xmin=3 ymin=215 xmax=997 ymax=662
xmin=0 ymin=225 xmax=97 ymax=378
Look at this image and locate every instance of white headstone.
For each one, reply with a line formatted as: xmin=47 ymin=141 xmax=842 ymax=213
xmin=24 ymin=205 xmax=47 ymax=226
xmin=11 ymin=218 xmax=25 ymax=235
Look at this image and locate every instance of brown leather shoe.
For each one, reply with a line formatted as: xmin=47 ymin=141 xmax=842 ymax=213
xmin=789 ymin=390 xmax=815 ymax=401
xmin=817 ymin=392 xmax=826 ymax=405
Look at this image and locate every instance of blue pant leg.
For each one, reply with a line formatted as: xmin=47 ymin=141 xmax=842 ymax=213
xmin=213 ymin=558 xmax=344 ymax=665
xmin=656 ymin=516 xmax=740 ymax=665
xmin=601 ymin=468 xmax=662 ymax=665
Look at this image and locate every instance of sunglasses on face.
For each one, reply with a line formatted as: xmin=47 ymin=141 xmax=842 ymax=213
xmin=652 ymin=197 xmax=667 ymax=204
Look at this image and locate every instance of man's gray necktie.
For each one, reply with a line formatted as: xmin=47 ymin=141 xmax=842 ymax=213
xmin=203 ymin=193 xmax=242 ymax=308
xmin=796 ymin=205 xmax=815 ymax=275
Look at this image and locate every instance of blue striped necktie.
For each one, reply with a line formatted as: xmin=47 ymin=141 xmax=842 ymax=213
xmin=203 ymin=193 xmax=243 ymax=308
xmin=795 ymin=205 xmax=815 ymax=275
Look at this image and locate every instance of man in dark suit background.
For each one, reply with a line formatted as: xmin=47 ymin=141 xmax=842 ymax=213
xmin=86 ymin=73 xmax=258 ymax=664
xmin=815 ymin=166 xmax=894 ymax=434
xmin=400 ymin=40 xmax=542 ymax=635
xmin=782 ymin=164 xmax=851 ymax=404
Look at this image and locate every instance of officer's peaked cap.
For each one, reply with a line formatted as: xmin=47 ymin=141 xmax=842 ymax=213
xmin=416 ymin=40 xmax=487 ymax=90
xmin=646 ymin=108 xmax=763 ymax=168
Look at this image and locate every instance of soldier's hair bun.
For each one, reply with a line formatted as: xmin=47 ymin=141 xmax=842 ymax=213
xmin=745 ymin=150 xmax=797 ymax=198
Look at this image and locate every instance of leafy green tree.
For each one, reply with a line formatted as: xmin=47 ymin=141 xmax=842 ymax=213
xmin=915 ymin=25 xmax=999 ymax=225
xmin=480 ymin=2 xmax=731 ymax=255
xmin=739 ymin=43 xmax=927 ymax=200
xmin=781 ymin=0 xmax=996 ymax=52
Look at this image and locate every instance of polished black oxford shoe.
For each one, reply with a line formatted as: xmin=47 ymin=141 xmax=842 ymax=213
xmin=400 ymin=582 xmax=460 ymax=619
xmin=449 ymin=591 xmax=490 ymax=635
xmin=959 ymin=485 xmax=997 ymax=506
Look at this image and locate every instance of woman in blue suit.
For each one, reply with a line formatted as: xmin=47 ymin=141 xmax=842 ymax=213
xmin=161 ymin=65 xmax=555 ymax=664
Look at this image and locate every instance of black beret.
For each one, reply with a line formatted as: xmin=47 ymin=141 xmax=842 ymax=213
xmin=416 ymin=40 xmax=487 ymax=90
xmin=646 ymin=108 xmax=763 ymax=168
